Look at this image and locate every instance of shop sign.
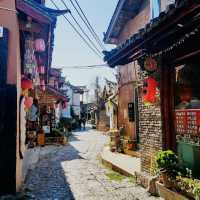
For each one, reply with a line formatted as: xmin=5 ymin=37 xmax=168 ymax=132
xmin=175 ymin=109 xmax=200 ymax=135
xmin=144 ymin=57 xmax=158 ymax=72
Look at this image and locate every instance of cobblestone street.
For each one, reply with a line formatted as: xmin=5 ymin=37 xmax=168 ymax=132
xmin=24 ymin=128 xmax=161 ymax=200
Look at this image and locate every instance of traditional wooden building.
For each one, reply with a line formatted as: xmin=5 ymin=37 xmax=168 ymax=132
xmin=104 ymin=0 xmax=200 ymax=176
xmin=0 ymin=0 xmax=67 ymax=195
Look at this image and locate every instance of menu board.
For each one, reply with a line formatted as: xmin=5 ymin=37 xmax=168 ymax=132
xmin=175 ymin=109 xmax=200 ymax=135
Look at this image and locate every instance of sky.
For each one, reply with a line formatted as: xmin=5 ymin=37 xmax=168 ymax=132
xmin=46 ymin=0 xmax=118 ymax=87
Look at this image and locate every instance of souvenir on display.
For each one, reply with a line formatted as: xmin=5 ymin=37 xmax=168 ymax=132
xmin=34 ymin=38 xmax=45 ymax=52
xmin=24 ymin=96 xmax=33 ymax=109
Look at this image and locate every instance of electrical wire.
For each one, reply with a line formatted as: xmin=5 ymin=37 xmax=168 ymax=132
xmin=56 ymin=64 xmax=109 ymax=69
xmin=66 ymin=0 xmax=106 ymax=51
xmin=60 ymin=0 xmax=103 ymax=56
xmin=49 ymin=0 xmax=103 ymax=60
xmin=72 ymin=0 xmax=106 ymax=51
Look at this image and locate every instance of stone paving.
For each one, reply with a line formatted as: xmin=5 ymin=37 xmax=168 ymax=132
xmin=24 ymin=128 xmax=162 ymax=200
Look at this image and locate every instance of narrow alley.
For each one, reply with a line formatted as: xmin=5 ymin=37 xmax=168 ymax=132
xmin=24 ymin=128 xmax=160 ymax=200
xmin=1 ymin=1 xmax=200 ymax=199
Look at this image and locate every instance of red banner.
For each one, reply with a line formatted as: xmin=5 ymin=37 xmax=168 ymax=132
xmin=175 ymin=109 xmax=200 ymax=135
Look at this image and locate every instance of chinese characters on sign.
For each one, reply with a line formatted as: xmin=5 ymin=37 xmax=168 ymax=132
xmin=175 ymin=110 xmax=200 ymax=135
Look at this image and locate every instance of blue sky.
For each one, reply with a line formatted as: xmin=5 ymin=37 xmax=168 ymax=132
xmin=46 ymin=0 xmax=118 ymax=86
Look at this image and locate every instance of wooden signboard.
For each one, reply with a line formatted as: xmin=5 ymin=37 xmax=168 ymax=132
xmin=175 ymin=109 xmax=200 ymax=135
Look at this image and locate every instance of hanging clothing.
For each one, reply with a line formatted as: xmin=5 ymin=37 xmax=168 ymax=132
xmin=55 ymin=103 xmax=62 ymax=124
xmin=27 ymin=104 xmax=38 ymax=122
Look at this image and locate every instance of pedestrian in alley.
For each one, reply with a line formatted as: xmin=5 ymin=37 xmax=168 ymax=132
xmin=82 ymin=116 xmax=86 ymax=130
xmin=78 ymin=117 xmax=82 ymax=130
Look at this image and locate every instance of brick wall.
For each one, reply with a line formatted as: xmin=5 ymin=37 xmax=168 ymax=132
xmin=138 ymin=100 xmax=163 ymax=172
xmin=136 ymin=63 xmax=163 ymax=173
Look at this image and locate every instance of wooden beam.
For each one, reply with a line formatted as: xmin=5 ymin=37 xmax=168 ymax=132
xmin=16 ymin=0 xmax=52 ymax=24
xmin=174 ymin=49 xmax=200 ymax=63
xmin=160 ymin=64 xmax=176 ymax=151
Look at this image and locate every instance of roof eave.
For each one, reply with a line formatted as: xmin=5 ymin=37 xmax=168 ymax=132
xmin=103 ymin=0 xmax=126 ymax=44
xmin=16 ymin=0 xmax=69 ymax=24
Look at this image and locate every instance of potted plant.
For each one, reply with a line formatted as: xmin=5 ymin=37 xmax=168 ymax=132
xmin=176 ymin=176 xmax=200 ymax=200
xmin=109 ymin=129 xmax=120 ymax=152
xmin=155 ymin=150 xmax=178 ymax=188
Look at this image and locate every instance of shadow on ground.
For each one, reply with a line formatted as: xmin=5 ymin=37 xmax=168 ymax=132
xmin=24 ymin=140 xmax=85 ymax=200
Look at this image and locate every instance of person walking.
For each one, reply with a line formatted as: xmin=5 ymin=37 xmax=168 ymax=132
xmin=82 ymin=116 xmax=86 ymax=130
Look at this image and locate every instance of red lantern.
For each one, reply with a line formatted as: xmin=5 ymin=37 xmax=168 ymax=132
xmin=37 ymin=66 xmax=45 ymax=74
xmin=21 ymin=78 xmax=33 ymax=90
xmin=34 ymin=38 xmax=45 ymax=52
xmin=143 ymin=77 xmax=158 ymax=104
xmin=144 ymin=57 xmax=158 ymax=72
xmin=24 ymin=97 xmax=33 ymax=108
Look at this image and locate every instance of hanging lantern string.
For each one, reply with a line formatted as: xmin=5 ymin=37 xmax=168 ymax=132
xmin=149 ymin=25 xmax=200 ymax=58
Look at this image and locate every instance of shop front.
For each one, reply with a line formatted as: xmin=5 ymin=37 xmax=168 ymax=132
xmin=0 ymin=0 xmax=67 ymax=195
xmin=175 ymin=62 xmax=200 ymax=178
xmin=104 ymin=0 xmax=200 ymax=174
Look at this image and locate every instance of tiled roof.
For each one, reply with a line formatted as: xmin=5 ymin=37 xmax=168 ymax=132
xmin=17 ymin=0 xmax=69 ymax=23
xmin=104 ymin=0 xmax=143 ymax=44
xmin=103 ymin=0 xmax=196 ymax=67
xmin=46 ymin=86 xmax=68 ymax=101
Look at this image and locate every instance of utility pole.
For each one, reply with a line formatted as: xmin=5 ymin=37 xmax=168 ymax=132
xmin=95 ymin=76 xmax=100 ymax=125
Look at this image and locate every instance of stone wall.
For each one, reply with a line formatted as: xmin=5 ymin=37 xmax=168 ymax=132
xmin=136 ymin=63 xmax=163 ymax=173
xmin=138 ymin=100 xmax=163 ymax=173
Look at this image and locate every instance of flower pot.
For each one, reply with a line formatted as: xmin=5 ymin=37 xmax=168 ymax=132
xmin=126 ymin=143 xmax=133 ymax=150
xmin=156 ymin=182 xmax=188 ymax=200
xmin=37 ymin=132 xmax=45 ymax=146
xmin=160 ymin=170 xmax=172 ymax=188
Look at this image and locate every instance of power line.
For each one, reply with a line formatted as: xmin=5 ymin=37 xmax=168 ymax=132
xmin=66 ymin=0 xmax=106 ymax=51
xmin=60 ymin=0 xmax=103 ymax=56
xmin=71 ymin=0 xmax=106 ymax=51
xmin=57 ymin=64 xmax=109 ymax=69
xmin=49 ymin=0 xmax=103 ymax=60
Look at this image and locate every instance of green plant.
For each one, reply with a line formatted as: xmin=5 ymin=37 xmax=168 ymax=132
xmin=128 ymin=176 xmax=136 ymax=184
xmin=105 ymin=172 xmax=125 ymax=182
xmin=155 ymin=150 xmax=180 ymax=181
xmin=176 ymin=176 xmax=200 ymax=199
xmin=155 ymin=150 xmax=178 ymax=171
xmin=52 ymin=128 xmax=63 ymax=137
xmin=59 ymin=118 xmax=72 ymax=129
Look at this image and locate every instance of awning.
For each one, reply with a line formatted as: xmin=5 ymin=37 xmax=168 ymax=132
xmin=46 ymin=86 xmax=69 ymax=101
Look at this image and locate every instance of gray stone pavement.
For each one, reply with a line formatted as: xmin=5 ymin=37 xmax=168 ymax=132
xmin=24 ymin=128 xmax=162 ymax=200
